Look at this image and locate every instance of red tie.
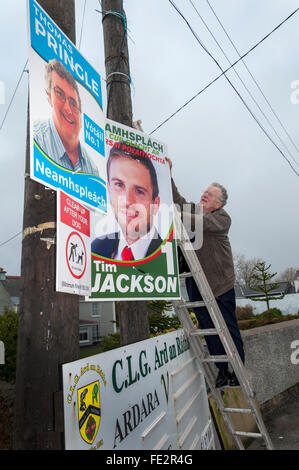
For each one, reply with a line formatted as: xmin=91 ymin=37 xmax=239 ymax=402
xmin=121 ymin=246 xmax=134 ymax=261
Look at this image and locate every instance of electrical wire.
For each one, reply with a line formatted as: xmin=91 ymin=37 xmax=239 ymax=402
xmin=0 ymin=231 xmax=22 ymax=248
xmin=169 ymin=0 xmax=299 ymax=176
xmin=189 ymin=0 xmax=299 ymax=169
xmin=205 ymin=0 xmax=299 ymax=166
xmin=0 ymin=59 xmax=28 ymax=132
xmin=78 ymin=0 xmax=87 ymax=50
xmin=2 ymin=3 xmax=299 ymax=247
xmin=150 ymin=5 xmax=299 ymax=138
xmin=161 ymin=1 xmax=299 ymax=177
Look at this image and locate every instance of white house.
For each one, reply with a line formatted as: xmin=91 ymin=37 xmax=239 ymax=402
xmin=235 ymin=281 xmax=299 ymax=315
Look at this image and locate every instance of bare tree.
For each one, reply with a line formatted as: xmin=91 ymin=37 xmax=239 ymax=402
xmin=275 ymin=267 xmax=298 ymax=283
xmin=233 ymin=253 xmax=262 ymax=287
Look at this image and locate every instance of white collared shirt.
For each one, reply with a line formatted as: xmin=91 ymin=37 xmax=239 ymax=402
xmin=115 ymin=225 xmax=157 ymax=260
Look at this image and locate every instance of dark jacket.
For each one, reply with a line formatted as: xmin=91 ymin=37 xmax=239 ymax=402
xmin=171 ymin=179 xmax=235 ymax=298
xmin=91 ymin=230 xmax=163 ymax=260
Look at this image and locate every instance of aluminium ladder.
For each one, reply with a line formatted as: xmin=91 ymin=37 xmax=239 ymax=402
xmin=171 ymin=209 xmax=274 ymax=450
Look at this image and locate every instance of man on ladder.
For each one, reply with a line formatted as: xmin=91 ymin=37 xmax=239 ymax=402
xmin=166 ymin=158 xmax=245 ymax=389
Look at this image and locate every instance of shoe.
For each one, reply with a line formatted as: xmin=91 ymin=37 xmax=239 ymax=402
xmin=228 ymin=372 xmax=240 ymax=387
xmin=215 ymin=369 xmax=229 ymax=388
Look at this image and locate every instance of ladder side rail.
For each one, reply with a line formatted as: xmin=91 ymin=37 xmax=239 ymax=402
xmin=177 ymin=251 xmax=273 ymax=448
xmin=173 ymin=301 xmax=245 ymax=450
xmin=174 ymin=209 xmax=274 ymax=450
xmin=174 ymin=209 xmax=252 ymax=393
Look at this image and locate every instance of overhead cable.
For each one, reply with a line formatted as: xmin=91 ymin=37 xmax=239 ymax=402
xmin=204 ymin=0 xmax=299 ymax=167
xmin=189 ymin=0 xmax=299 ymax=168
xmin=188 ymin=0 xmax=299 ymax=169
xmin=150 ymin=5 xmax=299 ymax=142
xmin=0 ymin=231 xmax=22 ymax=248
xmin=78 ymin=0 xmax=87 ymax=50
xmin=0 ymin=59 xmax=28 ymax=132
xmin=162 ymin=1 xmax=299 ymax=176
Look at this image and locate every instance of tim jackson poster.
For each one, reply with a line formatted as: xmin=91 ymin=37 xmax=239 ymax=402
xmin=89 ymin=119 xmax=180 ymax=300
xmin=27 ymin=0 xmax=107 ymax=213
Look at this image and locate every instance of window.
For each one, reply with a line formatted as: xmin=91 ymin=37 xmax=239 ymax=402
xmin=92 ymin=302 xmax=100 ymax=317
xmin=92 ymin=325 xmax=100 ymax=342
xmin=80 ymin=328 xmax=89 ymax=343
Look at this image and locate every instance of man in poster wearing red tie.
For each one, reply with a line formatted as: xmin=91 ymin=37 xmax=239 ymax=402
xmin=91 ymin=143 xmax=162 ymax=261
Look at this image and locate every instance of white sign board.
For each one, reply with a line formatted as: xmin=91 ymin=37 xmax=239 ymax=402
xmin=62 ymin=329 xmax=215 ymax=450
xmin=56 ymin=190 xmax=91 ymax=295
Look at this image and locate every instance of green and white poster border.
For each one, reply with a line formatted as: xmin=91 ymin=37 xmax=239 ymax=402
xmin=88 ymin=119 xmax=181 ymax=301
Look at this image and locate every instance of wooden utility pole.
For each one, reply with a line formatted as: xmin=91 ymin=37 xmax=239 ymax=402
xmin=13 ymin=0 xmax=79 ymax=450
xmin=102 ymin=0 xmax=150 ymax=345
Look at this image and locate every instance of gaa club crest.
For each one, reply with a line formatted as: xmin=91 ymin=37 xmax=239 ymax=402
xmin=77 ymin=381 xmax=101 ymax=444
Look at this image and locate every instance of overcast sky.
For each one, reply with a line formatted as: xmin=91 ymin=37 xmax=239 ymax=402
xmin=1 ymin=0 xmax=299 ymax=278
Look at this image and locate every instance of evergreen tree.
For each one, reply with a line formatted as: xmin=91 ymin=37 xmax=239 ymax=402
xmin=249 ymin=261 xmax=285 ymax=315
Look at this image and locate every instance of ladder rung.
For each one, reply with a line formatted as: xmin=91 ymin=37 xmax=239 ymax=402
xmin=184 ymin=301 xmax=206 ymax=308
xmin=234 ymin=431 xmax=263 ymax=438
xmin=172 ymin=210 xmax=275 ymax=451
xmin=190 ymin=329 xmax=217 ymax=336
xmin=201 ymin=355 xmax=228 ymax=363
xmin=224 ymin=408 xmax=253 ymax=415
xmin=179 ymin=272 xmax=193 ymax=278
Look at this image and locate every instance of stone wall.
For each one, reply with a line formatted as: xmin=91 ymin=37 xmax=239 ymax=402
xmin=242 ymin=319 xmax=299 ymax=404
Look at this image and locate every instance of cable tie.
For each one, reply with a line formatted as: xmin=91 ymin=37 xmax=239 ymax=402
xmin=101 ymin=10 xmax=127 ymax=31
xmin=106 ymin=71 xmax=131 ymax=84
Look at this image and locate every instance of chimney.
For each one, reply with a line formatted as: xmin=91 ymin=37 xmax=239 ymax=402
xmin=0 ymin=267 xmax=7 ymax=281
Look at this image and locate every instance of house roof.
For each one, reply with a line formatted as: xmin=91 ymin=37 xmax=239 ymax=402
xmin=234 ymin=284 xmax=244 ymax=298
xmin=235 ymin=281 xmax=294 ymax=298
xmin=2 ymin=276 xmax=21 ymax=298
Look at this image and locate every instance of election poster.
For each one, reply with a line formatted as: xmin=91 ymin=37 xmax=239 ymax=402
xmin=89 ymin=119 xmax=180 ymax=300
xmin=56 ymin=190 xmax=91 ymax=296
xmin=27 ymin=0 xmax=107 ymax=213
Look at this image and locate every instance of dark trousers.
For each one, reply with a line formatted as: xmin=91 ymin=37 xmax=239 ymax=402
xmin=186 ymin=278 xmax=245 ymax=371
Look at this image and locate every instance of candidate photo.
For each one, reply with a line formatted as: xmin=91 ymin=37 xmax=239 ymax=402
xmin=91 ymin=143 xmax=164 ymax=261
xmin=33 ymin=58 xmax=99 ymax=176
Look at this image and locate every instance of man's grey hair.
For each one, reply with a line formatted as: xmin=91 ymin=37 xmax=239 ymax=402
xmin=211 ymin=182 xmax=228 ymax=207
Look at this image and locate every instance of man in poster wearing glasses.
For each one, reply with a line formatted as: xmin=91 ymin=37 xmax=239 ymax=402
xmin=33 ymin=59 xmax=99 ymax=176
